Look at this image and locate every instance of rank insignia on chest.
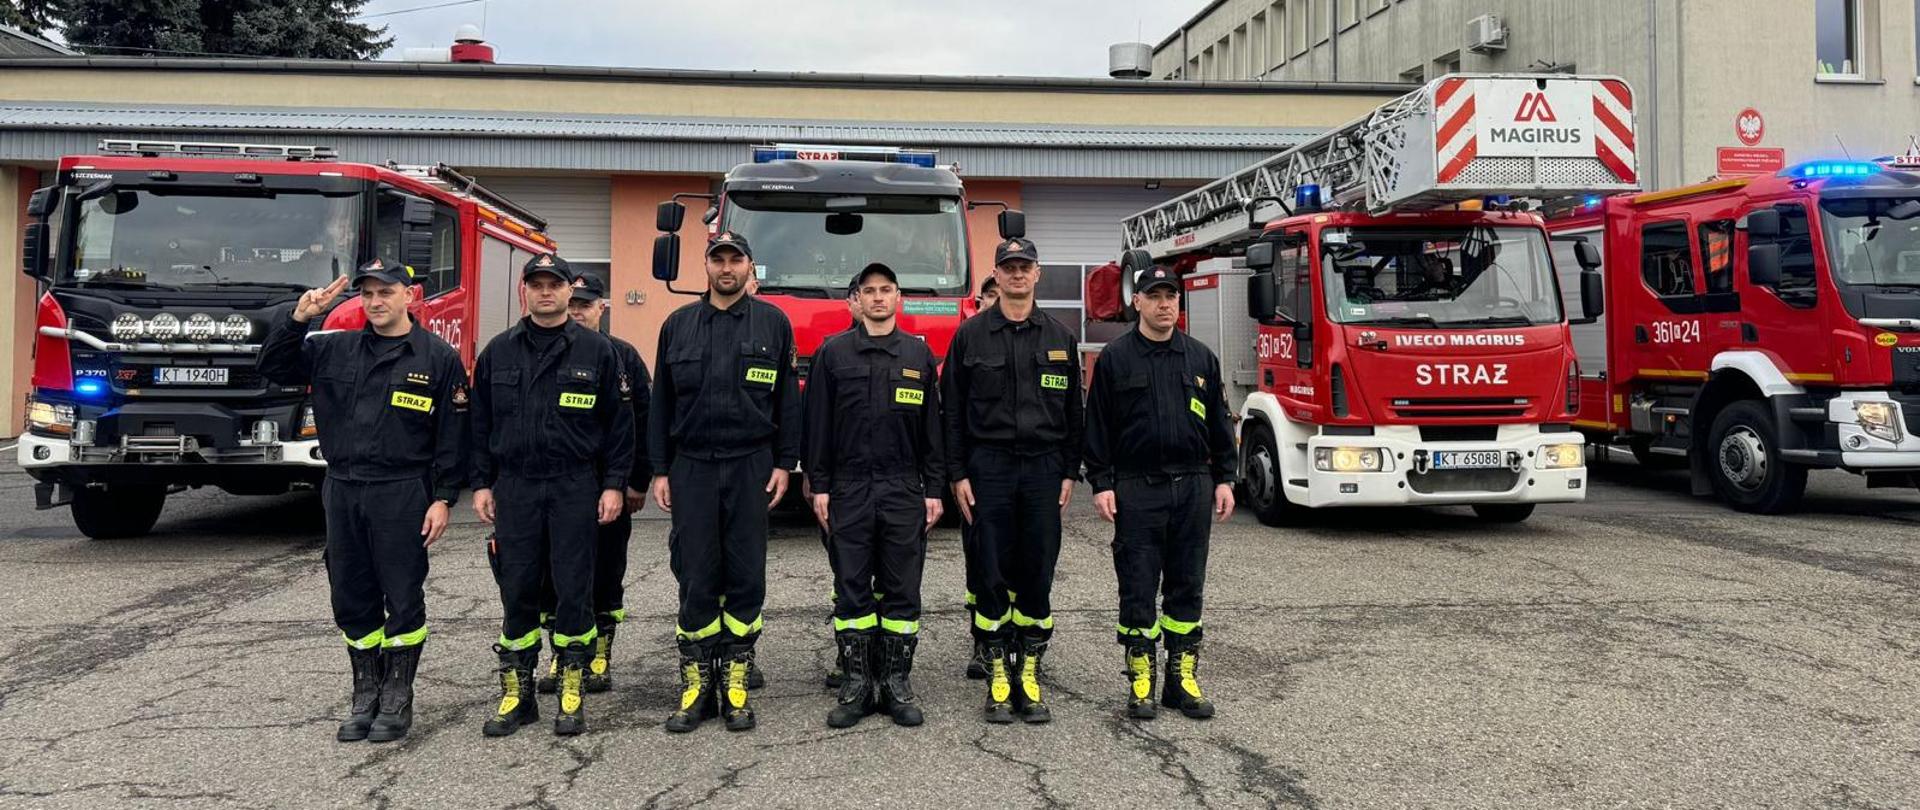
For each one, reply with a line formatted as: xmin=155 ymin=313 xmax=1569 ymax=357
xmin=619 ymin=373 xmax=631 ymax=394
xmin=451 ymin=385 xmax=469 ymax=409
xmin=901 ymin=368 xmax=923 ymax=380
xmin=568 ymin=368 xmax=593 ymax=381
xmin=405 ymin=372 xmax=431 ymax=386
xmin=1047 ymin=349 xmax=1069 ymax=362
xmin=1195 ymin=376 xmax=1206 ymax=389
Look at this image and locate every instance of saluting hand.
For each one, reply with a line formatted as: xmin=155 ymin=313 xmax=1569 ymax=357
xmin=597 ymin=489 xmax=622 ymax=525
xmin=292 ymin=275 xmax=350 ymax=323
xmin=421 ymin=501 xmax=449 ymax=547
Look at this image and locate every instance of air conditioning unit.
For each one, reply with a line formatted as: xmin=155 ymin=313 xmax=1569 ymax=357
xmin=1466 ymin=14 xmax=1507 ymax=54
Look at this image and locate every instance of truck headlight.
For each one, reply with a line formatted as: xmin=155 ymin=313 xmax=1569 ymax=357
xmin=299 ymin=404 xmax=318 ymax=439
xmin=1538 ymin=443 xmax=1585 ymax=469
xmin=1855 ymin=400 xmax=1902 ymax=443
xmin=111 ymin=313 xmax=143 ymax=341
xmin=183 ymin=312 xmax=217 ymax=342
xmin=220 ymin=314 xmax=253 ymax=342
xmin=146 ymin=313 xmax=180 ymax=339
xmin=1314 ymin=446 xmax=1385 ymax=472
xmin=26 ymin=398 xmax=75 ymax=436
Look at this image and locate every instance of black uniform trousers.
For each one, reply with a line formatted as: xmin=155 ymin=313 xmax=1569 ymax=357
xmin=487 ymin=469 xmax=599 ymax=650
xmin=829 ymin=477 xmax=926 ymax=632
xmin=668 ymin=448 xmax=771 ymax=656
xmin=323 ymin=477 xmax=432 ymax=647
xmin=538 ymin=507 xmax=632 ymax=632
xmin=967 ymin=445 xmax=1065 ymax=644
xmin=1112 ymin=474 xmax=1212 ymax=650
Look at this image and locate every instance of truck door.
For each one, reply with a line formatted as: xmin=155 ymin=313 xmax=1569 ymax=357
xmin=1733 ymin=201 xmax=1827 ymax=382
xmin=373 ymin=189 xmax=467 ymax=352
xmin=1261 ymin=229 xmax=1317 ymax=417
xmin=1620 ymin=218 xmax=1713 ymax=380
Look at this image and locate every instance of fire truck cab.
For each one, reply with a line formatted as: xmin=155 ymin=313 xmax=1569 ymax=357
xmin=1556 ymin=154 xmax=1920 ymax=513
xmin=18 ymin=140 xmax=553 ymax=538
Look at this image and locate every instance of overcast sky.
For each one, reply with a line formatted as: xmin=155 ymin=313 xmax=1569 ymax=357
xmin=360 ymin=0 xmax=1199 ymax=77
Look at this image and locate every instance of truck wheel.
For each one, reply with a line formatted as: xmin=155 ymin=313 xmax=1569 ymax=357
xmin=1705 ymin=399 xmax=1807 ymax=514
xmin=1241 ymin=422 xmax=1296 ymax=527
xmin=1471 ymin=503 xmax=1536 ymax=523
xmin=1628 ymin=438 xmax=1687 ymax=470
xmin=71 ymin=485 xmax=166 ymax=539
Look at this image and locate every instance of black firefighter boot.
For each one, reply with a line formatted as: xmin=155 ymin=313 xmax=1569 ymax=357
xmin=825 ymin=632 xmax=875 ymax=728
xmin=1162 ymin=642 xmax=1216 ymax=720
xmin=367 ymin=642 xmax=421 ymax=742
xmin=553 ymin=644 xmax=589 ymax=736
xmin=721 ymin=648 xmax=758 ymax=731
xmin=536 ymin=636 xmax=560 ymax=694
xmin=982 ymin=641 xmax=1015 ymax=724
xmin=583 ymin=624 xmax=616 ymax=694
xmin=966 ymin=638 xmax=991 ymax=680
xmin=481 ymin=645 xmax=540 ymax=737
xmin=879 ymin=634 xmax=924 ymax=727
xmin=1011 ymin=637 xmax=1052 ymax=724
xmin=1123 ymin=642 xmax=1158 ymax=720
xmin=665 ymin=642 xmax=718 ymax=733
xmin=336 ymin=646 xmax=384 ymax=742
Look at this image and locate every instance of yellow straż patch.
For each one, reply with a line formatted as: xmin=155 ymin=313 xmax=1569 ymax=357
xmin=559 ymin=392 xmax=596 ymax=409
xmin=391 ymin=391 xmax=433 ymax=413
xmin=1189 ymin=397 xmax=1206 ymax=418
xmin=745 ymin=367 xmax=778 ymax=385
xmin=1040 ymin=373 xmax=1068 ymax=391
xmin=895 ymin=387 xmax=924 ymax=405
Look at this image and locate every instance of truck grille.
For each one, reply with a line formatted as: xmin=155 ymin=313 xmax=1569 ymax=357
xmin=1406 ymin=468 xmax=1522 ymax=495
xmin=1392 ymin=397 xmax=1530 ymax=419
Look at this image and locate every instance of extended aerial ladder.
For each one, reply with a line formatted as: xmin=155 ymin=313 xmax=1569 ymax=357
xmin=1122 ymin=73 xmax=1641 ymax=262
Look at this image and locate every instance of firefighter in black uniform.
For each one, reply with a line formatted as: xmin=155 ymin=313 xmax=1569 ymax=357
xmin=1084 ymin=265 xmax=1238 ymax=720
xmin=650 ymin=232 xmax=802 ymax=733
xmin=471 ymin=253 xmax=634 ymax=738
xmin=259 ymin=259 xmax=467 ymax=744
xmin=942 ymin=237 xmax=1083 ymax=724
xmin=528 ymin=272 xmax=651 ymax=696
xmin=806 ymin=263 xmax=945 ymax=729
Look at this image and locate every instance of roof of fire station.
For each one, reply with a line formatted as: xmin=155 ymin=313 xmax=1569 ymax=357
xmin=0 ymin=57 xmax=1411 ymax=179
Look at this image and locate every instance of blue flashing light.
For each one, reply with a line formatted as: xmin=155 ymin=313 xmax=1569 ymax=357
xmin=751 ymin=145 xmax=937 ymax=167
xmin=74 ymin=378 xmax=106 ymax=398
xmin=1484 ymin=195 xmax=1513 ymax=208
xmin=1583 ymin=196 xmax=1602 ymax=209
xmin=1795 ymin=161 xmax=1882 ymax=178
xmin=1294 ymin=183 xmax=1323 ymax=212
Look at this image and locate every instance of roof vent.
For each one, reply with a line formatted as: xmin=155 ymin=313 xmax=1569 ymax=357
xmin=1108 ymin=42 xmax=1153 ymax=79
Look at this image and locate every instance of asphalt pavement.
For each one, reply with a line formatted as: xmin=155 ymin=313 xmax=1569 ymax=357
xmin=2 ymin=449 xmax=1919 ymax=809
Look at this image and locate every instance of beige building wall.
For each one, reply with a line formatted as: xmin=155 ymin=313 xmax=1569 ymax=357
xmin=1 ymin=167 xmax=35 ymax=439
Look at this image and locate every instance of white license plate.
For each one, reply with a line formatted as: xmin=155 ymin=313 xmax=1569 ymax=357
xmin=154 ymin=367 xmax=229 ymax=385
xmin=1432 ymin=450 xmax=1504 ymax=470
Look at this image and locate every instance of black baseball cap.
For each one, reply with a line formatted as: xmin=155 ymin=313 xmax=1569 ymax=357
xmin=848 ymin=262 xmax=897 ymax=293
xmin=706 ymin=231 xmax=753 ymax=260
xmin=352 ymin=257 xmax=415 ymax=288
xmin=1136 ymin=265 xmax=1181 ymax=294
xmin=523 ymin=253 xmax=572 ymax=282
xmin=994 ymin=237 xmax=1038 ymax=266
xmin=570 ymin=273 xmax=608 ymax=303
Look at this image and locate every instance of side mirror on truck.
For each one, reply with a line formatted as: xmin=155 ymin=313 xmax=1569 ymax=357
xmin=652 ymin=233 xmax=680 ymax=282
xmin=1244 ymin=242 xmax=1278 ymax=320
xmin=1572 ymin=240 xmax=1601 ymax=271
xmin=998 ymin=210 xmax=1026 ymax=240
xmin=21 ymin=222 xmax=48 ymax=281
xmin=1579 ymin=270 xmax=1605 ymax=320
xmin=1748 ymin=243 xmax=1783 ymax=287
xmin=656 ymin=200 xmax=686 ymax=232
xmin=1742 ymin=209 xmax=1781 ymax=239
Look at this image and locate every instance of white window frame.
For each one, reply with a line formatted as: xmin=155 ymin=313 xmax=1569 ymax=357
xmin=1815 ymin=0 xmax=1864 ymax=79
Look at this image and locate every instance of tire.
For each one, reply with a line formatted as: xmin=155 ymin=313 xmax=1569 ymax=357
xmin=1704 ymin=399 xmax=1807 ymax=514
xmin=1471 ymin=503 xmax=1536 ymax=523
xmin=1628 ymin=438 xmax=1687 ymax=470
xmin=70 ymin=484 xmax=166 ymax=539
xmin=1240 ymin=422 xmax=1296 ymax=527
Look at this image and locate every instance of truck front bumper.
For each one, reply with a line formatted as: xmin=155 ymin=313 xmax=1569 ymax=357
xmin=1299 ymin=425 xmax=1587 ymax=508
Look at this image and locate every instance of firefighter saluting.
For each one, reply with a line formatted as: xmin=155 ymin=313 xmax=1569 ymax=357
xmin=471 ymin=253 xmax=635 ymax=737
xmin=1084 ymin=264 xmax=1237 ymax=720
xmin=942 ymin=236 xmax=1084 ymax=724
xmin=805 ymin=263 xmax=945 ymax=728
xmin=650 ymin=232 xmax=802 ymax=733
xmin=258 ymin=259 xmax=468 ymax=744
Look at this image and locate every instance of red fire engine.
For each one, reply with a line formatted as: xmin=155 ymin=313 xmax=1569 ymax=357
xmin=18 ymin=140 xmax=554 ymax=538
xmin=1105 ymin=74 xmax=1640 ymax=524
xmin=649 ymin=144 xmax=1022 ymax=379
xmin=1552 ymin=147 xmax=1920 ymax=513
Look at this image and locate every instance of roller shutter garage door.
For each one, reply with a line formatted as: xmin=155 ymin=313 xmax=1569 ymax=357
xmin=1020 ymin=183 xmax=1193 ymax=343
xmin=471 ymin=174 xmax=613 ymax=264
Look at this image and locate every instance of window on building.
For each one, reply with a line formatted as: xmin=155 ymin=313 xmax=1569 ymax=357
xmin=1751 ymin=203 xmax=1817 ymax=307
xmin=1314 ymin=0 xmax=1331 ymax=44
xmin=1233 ymin=24 xmax=1249 ymax=79
xmin=1400 ymin=64 xmax=1425 ymax=83
xmin=1201 ymin=46 xmax=1215 ymax=80
xmin=1251 ymin=14 xmax=1268 ymax=77
xmin=1816 ymin=0 xmax=1862 ymax=76
xmin=1268 ymin=3 xmax=1288 ymax=67
xmin=1699 ymin=220 xmax=1735 ymax=294
xmin=1433 ymin=50 xmax=1461 ymax=77
xmin=1371 ymin=0 xmax=1391 ymax=14
xmin=1337 ymin=0 xmax=1358 ymax=29
xmin=1290 ymin=0 xmax=1309 ymax=55
xmin=1639 ymin=221 xmax=1696 ymax=299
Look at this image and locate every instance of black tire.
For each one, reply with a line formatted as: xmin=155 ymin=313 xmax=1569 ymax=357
xmin=1471 ymin=503 xmax=1536 ymax=523
xmin=70 ymin=484 xmax=166 ymax=539
xmin=1241 ymin=422 xmax=1296 ymax=527
xmin=1628 ymin=437 xmax=1687 ymax=470
xmin=1704 ymin=399 xmax=1807 ymax=514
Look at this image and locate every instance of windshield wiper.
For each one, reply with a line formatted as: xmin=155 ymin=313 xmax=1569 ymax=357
xmin=1354 ymin=315 xmax=1440 ymax=328
xmin=1444 ymin=315 xmax=1538 ymax=327
xmin=69 ymin=278 xmax=183 ymax=291
xmin=180 ymin=281 xmax=312 ymax=291
xmin=753 ymin=284 xmax=833 ymax=299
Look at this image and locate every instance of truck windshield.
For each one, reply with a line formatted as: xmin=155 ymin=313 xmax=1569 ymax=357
xmin=64 ymin=189 xmax=360 ymax=289
xmin=1320 ymin=225 xmax=1564 ymax=327
xmin=722 ymin=192 xmax=968 ymax=296
xmin=1820 ymin=196 xmax=1920 ymax=288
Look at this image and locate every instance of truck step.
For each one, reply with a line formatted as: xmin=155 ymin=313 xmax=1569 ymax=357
xmin=1649 ymin=406 xmax=1691 ymax=417
xmin=1788 ymin=407 xmax=1826 ymax=422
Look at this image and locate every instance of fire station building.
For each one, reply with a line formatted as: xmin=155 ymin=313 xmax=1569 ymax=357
xmin=0 ymin=55 xmax=1409 ymax=434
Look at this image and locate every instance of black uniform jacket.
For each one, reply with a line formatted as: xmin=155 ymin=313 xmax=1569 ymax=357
xmin=469 ymin=317 xmax=635 ymax=492
xmin=648 ymin=294 xmax=803 ymax=471
xmin=802 ymin=325 xmax=946 ymax=495
xmin=939 ymin=304 xmax=1084 ymax=482
xmin=608 ymin=334 xmax=654 ymax=486
xmin=1083 ymin=328 xmax=1239 ymax=494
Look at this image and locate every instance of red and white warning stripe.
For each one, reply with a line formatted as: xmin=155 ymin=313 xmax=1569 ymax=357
xmin=1434 ymin=78 xmax=1477 ymax=183
xmin=1592 ymin=79 xmax=1636 ymax=183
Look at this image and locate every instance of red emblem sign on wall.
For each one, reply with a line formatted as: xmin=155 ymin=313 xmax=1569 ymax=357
xmin=1734 ymin=108 xmax=1765 ymax=146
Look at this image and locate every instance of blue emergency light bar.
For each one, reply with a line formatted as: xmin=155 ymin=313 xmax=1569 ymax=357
xmin=74 ymin=377 xmax=106 ymax=398
xmin=1788 ymin=161 xmax=1882 ymax=178
xmin=752 ymin=144 xmax=937 ymax=167
xmin=1294 ymin=184 xmax=1323 ymax=213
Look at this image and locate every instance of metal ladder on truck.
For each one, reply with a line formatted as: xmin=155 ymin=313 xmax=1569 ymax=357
xmin=1121 ymin=72 xmax=1642 ymax=264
